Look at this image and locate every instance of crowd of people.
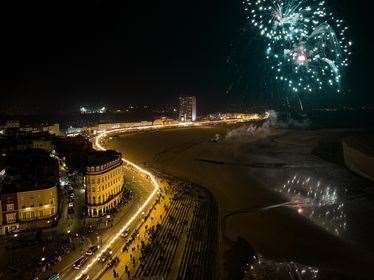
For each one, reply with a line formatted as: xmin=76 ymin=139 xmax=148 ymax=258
xmin=132 ymin=181 xmax=218 ymax=279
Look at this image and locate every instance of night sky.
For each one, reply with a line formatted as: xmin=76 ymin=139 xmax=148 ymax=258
xmin=0 ymin=0 xmax=372 ymax=113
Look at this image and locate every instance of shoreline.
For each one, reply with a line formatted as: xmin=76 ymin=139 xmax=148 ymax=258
xmin=106 ymin=125 xmax=374 ymax=279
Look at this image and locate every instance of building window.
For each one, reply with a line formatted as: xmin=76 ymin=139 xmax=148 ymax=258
xmin=6 ymin=213 xmax=16 ymax=223
xmin=6 ymin=203 xmax=14 ymax=212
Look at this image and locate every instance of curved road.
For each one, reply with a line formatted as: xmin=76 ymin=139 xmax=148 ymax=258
xmin=59 ymin=129 xmax=161 ymax=280
xmin=59 ymin=117 xmax=267 ymax=280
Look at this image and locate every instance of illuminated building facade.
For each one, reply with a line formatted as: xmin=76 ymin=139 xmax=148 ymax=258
xmin=80 ymin=106 xmax=107 ymax=114
xmin=152 ymin=117 xmax=178 ymax=126
xmin=0 ymin=122 xmax=60 ymax=136
xmin=0 ymin=186 xmax=58 ymax=234
xmin=0 ymin=149 xmax=59 ymax=234
xmin=84 ymin=150 xmax=124 ymax=217
xmin=178 ymin=96 xmax=197 ymax=122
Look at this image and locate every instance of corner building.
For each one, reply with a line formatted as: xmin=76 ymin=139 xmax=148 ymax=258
xmin=85 ymin=150 xmax=124 ymax=217
xmin=0 ymin=149 xmax=59 ymax=234
xmin=0 ymin=186 xmax=58 ymax=234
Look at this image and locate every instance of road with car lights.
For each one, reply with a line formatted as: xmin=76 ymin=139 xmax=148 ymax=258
xmin=59 ymin=116 xmax=269 ymax=280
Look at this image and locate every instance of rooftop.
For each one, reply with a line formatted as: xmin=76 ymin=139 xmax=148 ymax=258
xmin=86 ymin=150 xmax=121 ymax=167
xmin=0 ymin=149 xmax=59 ymax=194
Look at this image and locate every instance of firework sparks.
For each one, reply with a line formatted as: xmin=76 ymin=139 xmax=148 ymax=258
xmin=244 ymin=255 xmax=319 ymax=279
xmin=278 ymin=174 xmax=347 ymax=236
xmin=244 ymin=0 xmax=351 ymax=94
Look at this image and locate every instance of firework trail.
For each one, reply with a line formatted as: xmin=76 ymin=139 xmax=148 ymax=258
xmin=278 ymin=174 xmax=347 ymax=236
xmin=244 ymin=0 xmax=351 ymax=95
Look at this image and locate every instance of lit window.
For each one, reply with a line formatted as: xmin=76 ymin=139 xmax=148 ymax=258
xmin=6 ymin=213 xmax=16 ymax=223
xmin=6 ymin=203 xmax=14 ymax=212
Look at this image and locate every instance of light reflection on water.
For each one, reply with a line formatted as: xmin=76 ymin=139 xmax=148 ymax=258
xmin=278 ymin=174 xmax=347 ymax=236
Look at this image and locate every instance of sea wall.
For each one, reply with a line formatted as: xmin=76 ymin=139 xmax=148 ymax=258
xmin=343 ymin=139 xmax=374 ymax=181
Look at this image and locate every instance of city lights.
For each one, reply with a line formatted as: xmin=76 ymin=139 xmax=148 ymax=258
xmin=80 ymin=106 xmax=107 ymax=114
xmin=0 ymin=0 xmax=371 ymax=278
xmin=75 ymin=128 xmax=161 ymax=279
xmin=74 ymin=113 xmax=269 ymax=279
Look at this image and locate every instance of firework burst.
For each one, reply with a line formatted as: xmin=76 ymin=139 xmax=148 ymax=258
xmin=244 ymin=0 xmax=351 ymax=94
xmin=278 ymin=174 xmax=347 ymax=236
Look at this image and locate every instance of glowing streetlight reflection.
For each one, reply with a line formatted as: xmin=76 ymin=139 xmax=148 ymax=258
xmin=74 ymin=114 xmax=269 ymax=279
xmin=75 ymin=130 xmax=160 ymax=280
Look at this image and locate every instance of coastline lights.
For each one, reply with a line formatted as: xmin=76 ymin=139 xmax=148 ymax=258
xmin=75 ymin=129 xmax=161 ymax=280
xmin=74 ymin=113 xmax=270 ymax=279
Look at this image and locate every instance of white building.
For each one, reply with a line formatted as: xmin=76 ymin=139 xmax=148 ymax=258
xmin=84 ymin=150 xmax=124 ymax=217
xmin=178 ymin=96 xmax=197 ymax=122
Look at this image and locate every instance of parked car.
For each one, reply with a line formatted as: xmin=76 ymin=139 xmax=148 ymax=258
xmin=99 ymin=249 xmax=112 ymax=263
xmin=85 ymin=245 xmax=98 ymax=256
xmin=73 ymin=256 xmax=87 ymax=270
xmin=68 ymin=203 xmax=75 ymax=214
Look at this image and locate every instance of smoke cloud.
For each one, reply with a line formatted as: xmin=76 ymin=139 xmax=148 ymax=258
xmin=225 ymin=111 xmax=310 ymax=141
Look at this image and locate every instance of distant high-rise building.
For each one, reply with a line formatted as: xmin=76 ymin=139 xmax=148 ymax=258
xmin=178 ymin=96 xmax=197 ymax=122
